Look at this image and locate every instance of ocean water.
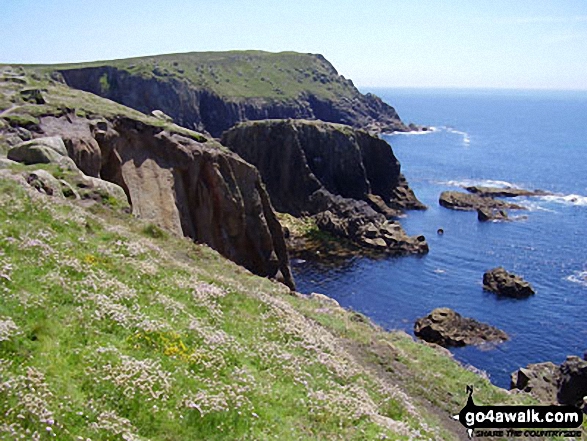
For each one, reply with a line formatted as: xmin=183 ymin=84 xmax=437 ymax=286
xmin=292 ymin=88 xmax=587 ymax=388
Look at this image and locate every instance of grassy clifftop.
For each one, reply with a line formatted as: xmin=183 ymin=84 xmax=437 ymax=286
xmin=0 ymin=166 xmax=542 ymax=440
xmin=44 ymin=51 xmax=359 ymax=101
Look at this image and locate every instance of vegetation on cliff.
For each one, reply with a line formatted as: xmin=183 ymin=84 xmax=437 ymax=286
xmin=27 ymin=51 xmax=408 ymax=136
xmin=0 ymin=171 xmax=541 ymax=440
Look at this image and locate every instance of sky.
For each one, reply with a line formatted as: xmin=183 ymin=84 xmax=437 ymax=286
xmin=1 ymin=0 xmax=586 ymax=90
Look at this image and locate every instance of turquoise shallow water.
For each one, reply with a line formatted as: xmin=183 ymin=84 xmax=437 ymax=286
xmin=292 ymin=88 xmax=587 ymax=388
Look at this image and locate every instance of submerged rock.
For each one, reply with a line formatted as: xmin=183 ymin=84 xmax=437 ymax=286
xmin=483 ymin=267 xmax=535 ymax=298
xmin=414 ymin=307 xmax=508 ymax=347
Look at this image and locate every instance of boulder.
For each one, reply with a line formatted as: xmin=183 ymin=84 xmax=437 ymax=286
xmin=7 ymin=136 xmax=68 ymax=165
xmin=19 ymin=88 xmax=46 ymax=105
xmin=25 ymin=169 xmax=64 ymax=198
xmin=151 ymin=110 xmax=173 ymax=123
xmin=414 ymin=307 xmax=508 ymax=347
xmin=483 ymin=267 xmax=535 ymax=298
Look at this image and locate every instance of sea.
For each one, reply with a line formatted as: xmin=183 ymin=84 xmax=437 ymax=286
xmin=292 ymin=87 xmax=587 ymax=389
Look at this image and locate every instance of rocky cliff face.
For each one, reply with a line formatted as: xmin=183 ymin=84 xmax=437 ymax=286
xmin=222 ymin=119 xmax=428 ymax=255
xmin=35 ymin=114 xmax=294 ymax=289
xmin=56 ymin=52 xmax=409 ymax=137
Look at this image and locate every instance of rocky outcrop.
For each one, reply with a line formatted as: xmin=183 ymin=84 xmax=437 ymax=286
xmin=483 ymin=267 xmax=535 ymax=298
xmin=439 ymin=191 xmax=524 ymax=212
xmin=466 ymin=186 xmax=551 ymax=198
xmin=56 ymin=52 xmax=409 ymax=137
xmin=92 ymin=116 xmax=293 ymax=288
xmin=477 ymin=207 xmax=510 ymax=222
xmin=510 ymin=362 xmax=559 ymax=404
xmin=511 ymin=356 xmax=587 ymax=407
xmin=414 ymin=307 xmax=508 ymax=347
xmin=4 ymin=113 xmax=294 ymax=289
xmin=222 ymin=119 xmax=428 ymax=255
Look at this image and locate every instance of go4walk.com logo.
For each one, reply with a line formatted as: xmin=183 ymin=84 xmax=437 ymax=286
xmin=454 ymin=386 xmax=583 ymax=439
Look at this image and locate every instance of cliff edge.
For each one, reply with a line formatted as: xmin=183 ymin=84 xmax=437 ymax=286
xmin=51 ymin=51 xmax=409 ymax=137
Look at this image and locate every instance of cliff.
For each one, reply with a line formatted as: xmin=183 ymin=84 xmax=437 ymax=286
xmin=49 ymin=51 xmax=409 ymax=137
xmin=222 ymin=119 xmax=428 ymax=255
xmin=0 ymin=67 xmax=294 ymax=289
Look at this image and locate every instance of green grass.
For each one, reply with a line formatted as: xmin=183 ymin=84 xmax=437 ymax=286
xmin=0 ymin=169 xmax=578 ymax=440
xmin=26 ymin=50 xmax=362 ymax=101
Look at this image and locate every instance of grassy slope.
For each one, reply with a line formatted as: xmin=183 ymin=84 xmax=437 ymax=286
xmin=0 ymin=166 xmax=566 ymax=440
xmin=0 ymin=66 xmax=211 ymax=145
xmin=30 ymin=50 xmax=362 ymax=101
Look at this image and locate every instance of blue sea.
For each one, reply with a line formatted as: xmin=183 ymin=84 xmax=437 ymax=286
xmin=292 ymin=88 xmax=587 ymax=388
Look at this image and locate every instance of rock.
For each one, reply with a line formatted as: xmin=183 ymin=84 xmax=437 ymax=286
xmin=466 ymin=186 xmax=551 ymax=198
xmin=414 ymin=307 xmax=508 ymax=347
xmin=7 ymin=136 xmax=68 ymax=164
xmin=510 ymin=362 xmax=559 ymax=404
xmin=309 ymin=292 xmax=340 ymax=308
xmin=439 ymin=191 xmax=524 ymax=212
xmin=557 ymin=356 xmax=587 ymax=407
xmin=483 ymin=267 xmax=535 ymax=298
xmin=151 ymin=110 xmax=173 ymax=123
xmin=19 ymin=88 xmax=46 ymax=104
xmin=477 ymin=208 xmax=509 ymax=222
xmin=0 ymin=158 xmax=18 ymax=169
xmin=74 ymin=174 xmax=129 ymax=208
xmin=222 ymin=119 xmax=427 ymax=255
xmin=95 ymin=117 xmax=295 ymax=290
xmin=25 ymin=169 xmax=64 ymax=198
xmin=510 ymin=356 xmax=587 ymax=407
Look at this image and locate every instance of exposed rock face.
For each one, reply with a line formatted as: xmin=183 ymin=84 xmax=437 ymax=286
xmin=414 ymin=307 xmax=508 ymax=347
xmin=439 ymin=191 xmax=524 ymax=212
xmin=5 ymin=114 xmax=294 ymax=289
xmin=557 ymin=356 xmax=587 ymax=407
xmin=483 ymin=267 xmax=535 ymax=298
xmin=222 ymin=119 xmax=428 ymax=255
xmin=510 ymin=362 xmax=559 ymax=404
xmin=511 ymin=356 xmax=587 ymax=407
xmin=93 ymin=116 xmax=293 ymax=289
xmin=477 ymin=207 xmax=510 ymax=222
xmin=57 ymin=54 xmax=409 ymax=137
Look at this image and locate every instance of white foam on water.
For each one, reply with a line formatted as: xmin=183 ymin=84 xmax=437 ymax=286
xmin=538 ymin=193 xmax=587 ymax=207
xmin=446 ymin=127 xmax=471 ymax=146
xmin=391 ymin=126 xmax=439 ymax=136
xmin=566 ymin=270 xmax=587 ymax=287
xmin=439 ymin=178 xmax=520 ymax=189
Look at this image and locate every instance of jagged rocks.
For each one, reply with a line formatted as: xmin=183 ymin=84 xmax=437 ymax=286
xmin=94 ymin=117 xmax=295 ymax=289
xmin=511 ymin=356 xmax=587 ymax=407
xmin=558 ymin=356 xmax=587 ymax=407
xmin=222 ymin=119 xmax=427 ymax=255
xmin=510 ymin=362 xmax=559 ymax=404
xmin=483 ymin=267 xmax=535 ymax=298
xmin=414 ymin=307 xmax=508 ymax=347
xmin=477 ymin=207 xmax=509 ymax=222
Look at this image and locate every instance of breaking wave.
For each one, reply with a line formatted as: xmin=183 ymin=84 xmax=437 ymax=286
xmin=538 ymin=193 xmax=587 ymax=207
xmin=566 ymin=270 xmax=587 ymax=287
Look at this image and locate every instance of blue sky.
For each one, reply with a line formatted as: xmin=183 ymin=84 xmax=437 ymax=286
xmin=1 ymin=0 xmax=586 ymax=90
